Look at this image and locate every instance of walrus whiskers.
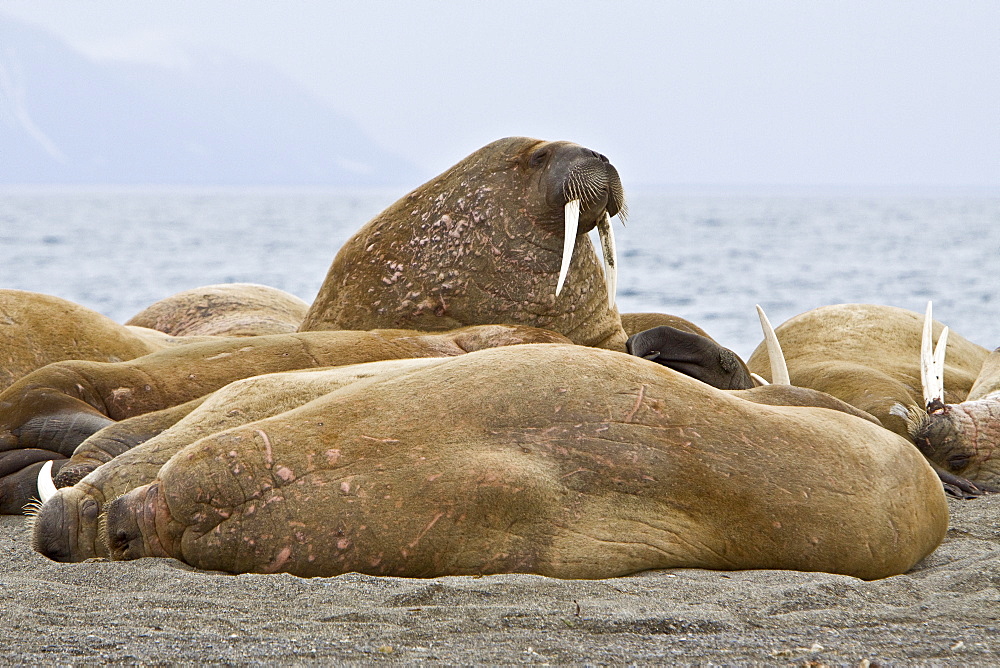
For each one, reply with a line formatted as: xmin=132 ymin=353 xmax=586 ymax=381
xmin=22 ymin=499 xmax=43 ymax=520
xmin=607 ymin=167 xmax=628 ymax=225
xmin=556 ymin=161 xmax=626 ymax=303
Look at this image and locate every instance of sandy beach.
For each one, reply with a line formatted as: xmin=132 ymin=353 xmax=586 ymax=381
xmin=0 ymin=493 xmax=996 ymax=665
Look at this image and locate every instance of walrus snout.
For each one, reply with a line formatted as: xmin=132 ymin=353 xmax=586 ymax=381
xmin=32 ymin=488 xmax=102 ymax=562
xmin=104 ymin=483 xmax=170 ymax=561
xmin=899 ymin=398 xmax=1000 ymax=494
xmin=626 ymin=326 xmax=755 ymax=390
xmin=541 ymin=143 xmax=628 ymax=306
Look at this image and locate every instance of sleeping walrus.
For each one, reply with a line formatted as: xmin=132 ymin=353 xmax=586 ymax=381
xmin=32 ymin=346 xmax=878 ymax=565
xmin=0 ymin=325 xmax=569 ymax=514
xmin=124 ymin=283 xmax=309 ymax=337
xmin=747 ymin=302 xmax=998 ymax=492
xmin=0 ymin=290 xmax=159 ymax=393
xmin=35 ymin=344 xmax=946 ymax=580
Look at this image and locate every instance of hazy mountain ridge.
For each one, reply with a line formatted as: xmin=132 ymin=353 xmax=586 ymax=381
xmin=0 ymin=15 xmax=422 ymax=186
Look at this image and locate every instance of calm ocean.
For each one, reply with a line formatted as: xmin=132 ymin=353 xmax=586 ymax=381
xmin=0 ymin=187 xmax=997 ymax=359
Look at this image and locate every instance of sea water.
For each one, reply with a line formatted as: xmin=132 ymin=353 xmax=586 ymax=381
xmin=0 ymin=187 xmax=997 ymax=359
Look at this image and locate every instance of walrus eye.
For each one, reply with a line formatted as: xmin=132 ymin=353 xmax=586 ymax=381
xmin=529 ymin=148 xmax=549 ymax=168
xmin=947 ymin=454 xmax=970 ymax=471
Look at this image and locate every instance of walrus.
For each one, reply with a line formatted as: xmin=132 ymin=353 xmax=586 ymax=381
xmin=89 ymin=344 xmax=945 ymax=580
xmin=626 ymin=326 xmax=755 ymax=390
xmin=125 ymin=283 xmax=309 ymax=337
xmin=0 ymin=289 xmax=159 ymax=393
xmin=0 ymin=325 xmax=570 ymax=514
xmin=896 ymin=307 xmax=1000 ymax=491
xmin=299 ymin=137 xmax=629 ymax=350
xmin=32 ymin=348 xmax=881 ymax=565
xmin=0 ymin=284 xmax=311 ymax=395
xmin=746 ymin=303 xmax=997 ymax=492
xmin=59 ymin=319 xmax=749 ymax=491
xmin=746 ymin=303 xmax=989 ymax=434
xmin=32 ymin=358 xmax=451 ymax=561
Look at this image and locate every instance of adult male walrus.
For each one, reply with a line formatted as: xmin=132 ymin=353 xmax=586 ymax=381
xmin=300 ymin=137 xmax=629 ymax=350
xmin=899 ymin=307 xmax=1000 ymax=491
xmin=91 ymin=344 xmax=945 ymax=581
xmin=0 ymin=325 xmax=569 ymax=514
xmin=33 ymin=349 xmax=879 ymax=564
xmin=746 ymin=303 xmax=997 ymax=492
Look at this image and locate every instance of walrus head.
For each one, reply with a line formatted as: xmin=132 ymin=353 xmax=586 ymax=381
xmin=894 ymin=303 xmax=1000 ymax=493
xmin=520 ymin=142 xmax=628 ymax=304
xmin=300 ymin=137 xmax=630 ymax=349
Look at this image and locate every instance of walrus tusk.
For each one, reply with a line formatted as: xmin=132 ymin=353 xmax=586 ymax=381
xmin=37 ymin=460 xmax=57 ymax=504
xmin=756 ymin=305 xmax=790 ymax=385
xmin=556 ymin=199 xmax=581 ymax=296
xmin=596 ymin=211 xmax=617 ymax=308
xmin=920 ymin=301 xmax=948 ymax=410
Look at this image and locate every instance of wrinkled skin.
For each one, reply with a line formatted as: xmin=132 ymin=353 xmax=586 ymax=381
xmin=69 ymin=345 xmax=945 ymax=581
xmin=52 ymin=399 xmax=209 ymax=489
xmin=33 ymin=354 xmax=879 ymax=565
xmin=627 ymin=325 xmax=755 ymax=390
xmin=300 ymin=137 xmax=628 ymax=350
xmin=126 ymin=283 xmax=309 ymax=337
xmin=908 ymin=348 xmax=1000 ymax=489
xmin=747 ymin=303 xmax=996 ymax=493
xmin=34 ymin=358 xmax=448 ymax=562
xmin=0 ymin=325 xmax=569 ymax=514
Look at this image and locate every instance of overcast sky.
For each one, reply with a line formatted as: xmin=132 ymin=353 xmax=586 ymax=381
xmin=3 ymin=0 xmax=998 ymax=188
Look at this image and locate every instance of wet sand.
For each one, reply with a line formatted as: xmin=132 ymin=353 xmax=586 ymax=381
xmin=1 ymin=494 xmax=997 ymax=665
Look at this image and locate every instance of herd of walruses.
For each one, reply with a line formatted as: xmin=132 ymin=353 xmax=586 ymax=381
xmin=3 ymin=137 xmax=997 ymax=581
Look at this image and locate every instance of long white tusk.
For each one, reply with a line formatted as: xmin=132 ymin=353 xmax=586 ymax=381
xmin=596 ymin=211 xmax=617 ymax=308
xmin=756 ymin=304 xmax=790 ymax=385
xmin=921 ymin=301 xmax=948 ymax=408
xmin=935 ymin=327 xmax=949 ymax=391
xmin=750 ymin=372 xmax=770 ymax=386
xmin=37 ymin=460 xmax=57 ymax=503
xmin=556 ymin=199 xmax=580 ymax=296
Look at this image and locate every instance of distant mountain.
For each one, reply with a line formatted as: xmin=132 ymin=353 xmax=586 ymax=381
xmin=0 ymin=15 xmax=423 ymax=186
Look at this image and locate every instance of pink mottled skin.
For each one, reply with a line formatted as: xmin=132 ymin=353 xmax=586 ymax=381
xmin=300 ymin=137 xmax=628 ymax=350
xmin=31 ymin=328 xmax=570 ymax=561
xmin=912 ymin=349 xmax=1000 ymax=489
xmin=104 ymin=344 xmax=947 ymax=581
